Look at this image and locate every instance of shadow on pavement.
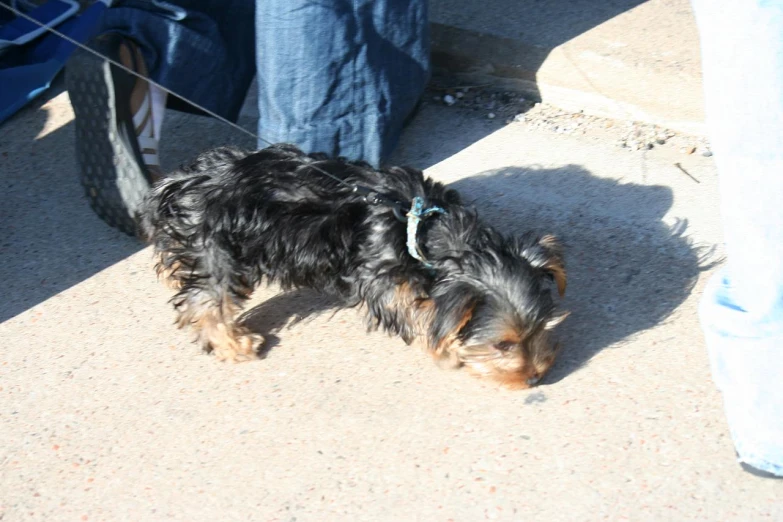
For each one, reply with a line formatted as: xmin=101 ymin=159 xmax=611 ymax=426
xmin=0 ymin=77 xmax=255 ymax=323
xmin=239 ymin=290 xmax=339 ymax=356
xmin=430 ymin=0 xmax=650 ymax=105
xmin=0 ymin=83 xmax=144 ymax=323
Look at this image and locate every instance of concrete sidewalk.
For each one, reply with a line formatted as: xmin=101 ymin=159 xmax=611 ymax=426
xmin=2 ymin=79 xmax=781 ymax=520
xmin=431 ymin=0 xmax=705 ymax=135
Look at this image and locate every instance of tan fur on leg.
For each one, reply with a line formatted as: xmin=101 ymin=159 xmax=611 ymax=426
xmin=155 ymin=255 xmax=183 ymax=290
xmin=175 ymin=293 xmax=263 ymax=362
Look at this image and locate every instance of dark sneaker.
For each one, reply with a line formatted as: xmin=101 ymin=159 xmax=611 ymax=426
xmin=65 ymin=33 xmax=157 ymax=236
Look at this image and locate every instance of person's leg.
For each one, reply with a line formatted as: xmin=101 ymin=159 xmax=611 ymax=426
xmin=66 ymin=0 xmax=256 ymax=235
xmin=255 ymin=0 xmax=429 ymax=166
xmin=94 ymin=0 xmax=256 ymax=122
xmin=691 ymin=0 xmax=783 ymax=477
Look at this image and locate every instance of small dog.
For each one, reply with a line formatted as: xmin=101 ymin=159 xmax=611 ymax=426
xmin=137 ymin=144 xmax=569 ymax=388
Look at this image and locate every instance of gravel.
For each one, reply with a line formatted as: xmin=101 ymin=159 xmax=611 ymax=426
xmin=426 ymin=80 xmax=712 ymax=156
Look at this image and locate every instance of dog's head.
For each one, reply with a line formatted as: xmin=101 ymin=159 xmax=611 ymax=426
xmin=425 ymin=230 xmax=568 ymax=388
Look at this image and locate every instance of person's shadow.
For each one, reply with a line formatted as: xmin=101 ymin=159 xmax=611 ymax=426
xmin=0 ymin=81 xmax=141 ymax=323
xmin=236 ymin=163 xmax=716 ymax=382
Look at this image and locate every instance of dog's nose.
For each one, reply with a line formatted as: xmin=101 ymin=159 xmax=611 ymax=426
xmin=526 ymin=376 xmax=540 ymax=386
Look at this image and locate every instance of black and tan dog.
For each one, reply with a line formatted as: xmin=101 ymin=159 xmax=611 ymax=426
xmin=137 ymin=144 xmax=569 ymax=388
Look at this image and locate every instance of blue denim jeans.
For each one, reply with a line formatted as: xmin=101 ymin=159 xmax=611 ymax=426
xmin=691 ymin=0 xmax=783 ymax=476
xmin=93 ymin=0 xmax=429 ymax=166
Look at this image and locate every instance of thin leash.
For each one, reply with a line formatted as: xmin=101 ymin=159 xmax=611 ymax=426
xmin=1 ymin=1 xmax=447 ymax=266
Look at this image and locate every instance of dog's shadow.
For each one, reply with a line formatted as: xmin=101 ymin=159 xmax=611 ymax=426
xmin=236 ymin=164 xmax=717 ymax=383
xmin=449 ymin=165 xmax=718 ymax=383
xmin=239 ymin=290 xmax=340 ymax=357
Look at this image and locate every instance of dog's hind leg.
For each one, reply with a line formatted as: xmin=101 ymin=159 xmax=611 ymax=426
xmin=171 ymin=275 xmax=264 ymax=362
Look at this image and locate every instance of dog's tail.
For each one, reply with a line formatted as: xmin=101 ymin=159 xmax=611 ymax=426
xmin=134 ymin=175 xmax=204 ymax=244
xmin=134 ymin=146 xmax=249 ymax=243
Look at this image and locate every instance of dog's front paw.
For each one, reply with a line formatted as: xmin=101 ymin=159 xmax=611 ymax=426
xmin=209 ymin=327 xmax=265 ymax=363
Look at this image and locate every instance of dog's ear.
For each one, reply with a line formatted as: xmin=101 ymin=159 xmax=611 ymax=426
xmin=516 ymin=234 xmax=567 ymax=297
xmin=544 ymin=310 xmax=571 ymax=330
xmin=538 ymin=235 xmax=567 ymax=297
xmin=427 ymin=280 xmax=482 ymax=353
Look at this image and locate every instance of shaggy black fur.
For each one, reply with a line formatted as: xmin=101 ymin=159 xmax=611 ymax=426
xmin=137 ymin=143 xmax=569 ymax=388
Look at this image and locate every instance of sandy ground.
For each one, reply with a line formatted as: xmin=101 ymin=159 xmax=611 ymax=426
xmin=1 ymin=81 xmax=781 ymax=521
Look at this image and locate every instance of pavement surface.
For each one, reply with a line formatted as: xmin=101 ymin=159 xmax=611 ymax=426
xmin=2 ymin=74 xmax=781 ymax=520
xmin=430 ymin=0 xmax=706 ymax=135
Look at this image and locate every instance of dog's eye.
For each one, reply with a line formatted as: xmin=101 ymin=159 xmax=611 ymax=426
xmin=494 ymin=341 xmax=516 ymax=352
